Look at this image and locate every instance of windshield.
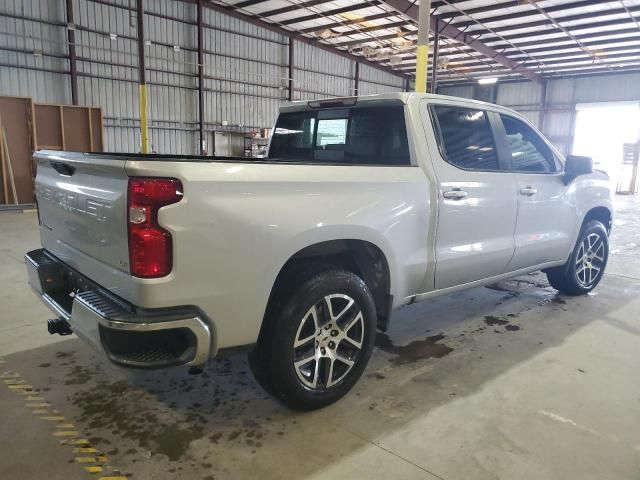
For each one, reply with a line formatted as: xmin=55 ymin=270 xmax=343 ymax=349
xmin=268 ymin=105 xmax=410 ymax=165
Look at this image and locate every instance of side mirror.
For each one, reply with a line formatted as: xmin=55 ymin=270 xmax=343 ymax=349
xmin=564 ymin=154 xmax=593 ymax=185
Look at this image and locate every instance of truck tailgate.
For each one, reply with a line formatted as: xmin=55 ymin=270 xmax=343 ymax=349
xmin=35 ymin=151 xmax=130 ymax=274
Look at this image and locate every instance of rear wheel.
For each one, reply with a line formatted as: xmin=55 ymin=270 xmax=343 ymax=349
xmin=249 ymin=268 xmax=376 ymax=410
xmin=546 ymin=220 xmax=609 ymax=295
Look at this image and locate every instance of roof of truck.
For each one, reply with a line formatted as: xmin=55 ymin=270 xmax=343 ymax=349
xmin=280 ymin=92 xmax=508 ymax=112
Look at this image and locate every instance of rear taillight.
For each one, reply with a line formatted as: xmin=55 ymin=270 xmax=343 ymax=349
xmin=127 ymin=178 xmax=183 ymax=278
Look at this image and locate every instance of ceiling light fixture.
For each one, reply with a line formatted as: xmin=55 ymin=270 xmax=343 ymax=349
xmin=478 ymin=77 xmax=498 ymax=85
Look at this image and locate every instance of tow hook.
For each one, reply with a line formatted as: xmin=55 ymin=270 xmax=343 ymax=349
xmin=47 ymin=317 xmax=72 ymax=336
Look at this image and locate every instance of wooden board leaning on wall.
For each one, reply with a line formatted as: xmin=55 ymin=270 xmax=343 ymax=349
xmin=0 ymin=95 xmax=104 ymax=205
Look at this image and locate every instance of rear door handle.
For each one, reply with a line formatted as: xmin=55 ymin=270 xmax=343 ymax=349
xmin=442 ymin=188 xmax=468 ymax=200
xmin=520 ymin=186 xmax=538 ymax=196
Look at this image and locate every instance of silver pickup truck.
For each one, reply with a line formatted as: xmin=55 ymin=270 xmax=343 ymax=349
xmin=26 ymin=93 xmax=612 ymax=410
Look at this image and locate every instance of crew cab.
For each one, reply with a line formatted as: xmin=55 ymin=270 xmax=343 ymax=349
xmin=26 ymin=93 xmax=612 ymax=410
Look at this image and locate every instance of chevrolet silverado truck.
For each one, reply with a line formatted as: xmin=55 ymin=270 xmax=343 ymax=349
xmin=26 ymin=93 xmax=612 ymax=410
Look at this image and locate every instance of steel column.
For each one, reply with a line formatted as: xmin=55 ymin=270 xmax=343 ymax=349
xmin=197 ymin=0 xmax=205 ymax=154
xmin=430 ymin=28 xmax=439 ymax=94
xmin=136 ymin=0 xmax=149 ymax=153
xmin=538 ymin=80 xmax=548 ymax=132
xmin=288 ymin=38 xmax=294 ymax=101
xmin=65 ymin=0 xmax=78 ymax=104
xmin=354 ymin=61 xmax=360 ymax=96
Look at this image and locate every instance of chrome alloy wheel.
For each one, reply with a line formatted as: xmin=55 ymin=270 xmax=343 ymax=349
xmin=293 ymin=294 xmax=364 ymax=390
xmin=576 ymin=232 xmax=606 ymax=287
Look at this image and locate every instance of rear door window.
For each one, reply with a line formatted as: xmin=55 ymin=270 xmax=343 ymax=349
xmin=268 ymin=105 xmax=410 ymax=165
xmin=431 ymin=106 xmax=501 ymax=171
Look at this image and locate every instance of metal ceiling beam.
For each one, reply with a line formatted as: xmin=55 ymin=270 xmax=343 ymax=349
xmin=202 ymin=1 xmax=410 ymax=79
xmin=233 ymin=0 xmax=270 ymax=8
xmin=444 ymin=0 xmax=612 ymax=25
xmin=487 ymin=30 xmax=640 ymax=52
xmin=398 ymin=44 xmax=640 ymax=71
xmin=344 ymin=14 xmax=640 ymax=55
xmin=261 ymin=0 xmax=339 ymax=19
xmin=455 ymin=5 xmax=640 ymax=37
xmin=279 ymin=2 xmax=382 ymax=26
xmin=299 ymin=12 xmax=400 ymax=34
xmin=329 ymin=0 xmax=599 ymax=44
xmin=382 ymin=0 xmax=541 ymax=82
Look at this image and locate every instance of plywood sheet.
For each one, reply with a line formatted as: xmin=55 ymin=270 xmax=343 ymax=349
xmin=62 ymin=106 xmax=91 ymax=152
xmin=90 ymin=108 xmax=103 ymax=151
xmin=0 ymin=96 xmax=35 ymax=204
xmin=34 ymin=104 xmax=63 ymax=149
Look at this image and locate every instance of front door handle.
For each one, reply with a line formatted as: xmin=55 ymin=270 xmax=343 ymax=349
xmin=520 ymin=186 xmax=538 ymax=196
xmin=442 ymin=188 xmax=468 ymax=200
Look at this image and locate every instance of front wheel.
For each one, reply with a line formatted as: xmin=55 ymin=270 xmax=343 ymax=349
xmin=249 ymin=268 xmax=377 ymax=410
xmin=546 ymin=220 xmax=609 ymax=295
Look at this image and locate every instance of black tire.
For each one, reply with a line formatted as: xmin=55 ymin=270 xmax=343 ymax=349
xmin=546 ymin=220 xmax=609 ymax=295
xmin=249 ymin=267 xmax=377 ymax=410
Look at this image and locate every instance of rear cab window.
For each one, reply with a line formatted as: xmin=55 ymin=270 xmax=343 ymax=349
xmin=268 ymin=104 xmax=411 ymax=165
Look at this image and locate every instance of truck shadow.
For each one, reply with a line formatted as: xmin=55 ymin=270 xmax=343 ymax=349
xmin=2 ymin=271 xmax=638 ymax=479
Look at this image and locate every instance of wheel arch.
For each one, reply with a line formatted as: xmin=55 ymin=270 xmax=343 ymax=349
xmin=264 ymin=239 xmax=393 ymax=334
xmin=583 ymin=206 xmax=612 ymax=234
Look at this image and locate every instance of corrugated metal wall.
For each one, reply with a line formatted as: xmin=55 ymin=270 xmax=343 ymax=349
xmin=0 ymin=0 xmax=407 ymax=155
xmin=0 ymin=0 xmax=70 ymax=103
xmin=358 ymin=64 xmax=405 ymax=96
xmin=293 ymin=40 xmax=354 ymax=99
xmin=439 ymin=72 xmax=640 ymax=156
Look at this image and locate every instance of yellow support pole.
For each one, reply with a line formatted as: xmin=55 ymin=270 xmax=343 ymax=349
xmin=415 ymin=44 xmax=429 ymax=93
xmin=139 ymin=84 xmax=149 ymax=154
xmin=414 ymin=0 xmax=431 ymax=93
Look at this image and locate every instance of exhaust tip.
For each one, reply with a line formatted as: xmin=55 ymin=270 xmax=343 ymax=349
xmin=47 ymin=318 xmax=72 ymax=336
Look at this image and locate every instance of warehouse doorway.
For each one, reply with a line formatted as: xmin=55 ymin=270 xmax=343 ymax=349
xmin=572 ymin=102 xmax=640 ymax=191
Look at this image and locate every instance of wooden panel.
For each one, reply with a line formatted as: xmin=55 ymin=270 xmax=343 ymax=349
xmin=62 ymin=106 xmax=91 ymax=152
xmin=0 ymin=96 xmax=35 ymax=204
xmin=90 ymin=108 xmax=103 ymax=151
xmin=34 ymin=104 xmax=63 ymax=149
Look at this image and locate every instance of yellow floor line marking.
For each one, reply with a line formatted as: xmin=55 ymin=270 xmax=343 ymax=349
xmin=75 ymin=456 xmax=98 ymax=463
xmin=55 ymin=423 xmax=76 ymax=429
xmin=53 ymin=431 xmax=80 ymax=437
xmin=2 ymin=367 xmax=125 ymax=478
xmin=16 ymin=389 xmax=38 ymax=395
xmin=8 ymin=384 xmax=34 ymax=390
xmin=3 ymin=379 xmax=25 ymax=385
xmin=60 ymin=438 xmax=89 ymax=445
xmin=74 ymin=447 xmax=98 ymax=453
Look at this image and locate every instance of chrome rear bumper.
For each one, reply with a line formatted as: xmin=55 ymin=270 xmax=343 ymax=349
xmin=25 ymin=249 xmax=211 ymax=368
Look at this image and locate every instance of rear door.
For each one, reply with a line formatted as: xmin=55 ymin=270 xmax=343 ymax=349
xmin=426 ymin=103 xmax=518 ymax=289
xmin=495 ymin=114 xmax=577 ymax=270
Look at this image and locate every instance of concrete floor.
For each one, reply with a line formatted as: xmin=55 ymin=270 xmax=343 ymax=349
xmin=1 ymin=195 xmax=639 ymax=480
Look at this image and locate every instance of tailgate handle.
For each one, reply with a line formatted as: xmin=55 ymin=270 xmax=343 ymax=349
xmin=51 ymin=162 xmax=75 ymax=176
